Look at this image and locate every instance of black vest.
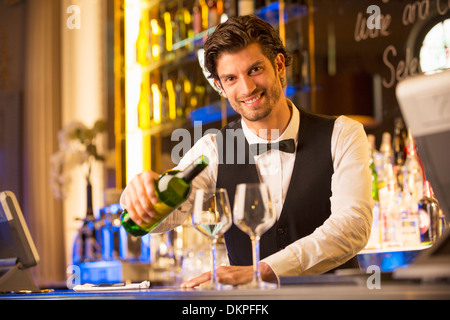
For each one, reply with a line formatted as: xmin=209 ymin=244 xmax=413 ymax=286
xmin=216 ymin=107 xmax=359 ymax=271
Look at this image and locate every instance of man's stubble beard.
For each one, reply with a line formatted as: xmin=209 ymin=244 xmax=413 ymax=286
xmin=230 ymin=77 xmax=283 ymax=123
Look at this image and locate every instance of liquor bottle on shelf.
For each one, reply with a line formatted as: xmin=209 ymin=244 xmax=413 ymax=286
xmin=194 ymin=78 xmax=207 ymax=109
xmin=399 ymin=191 xmax=420 ymax=247
xmin=222 ymin=0 xmax=236 ymax=22
xmin=160 ymin=74 xmax=168 ymax=122
xmin=379 ymin=131 xmax=394 ymax=167
xmin=201 ymin=0 xmax=209 ymax=31
xmin=399 ymin=129 xmax=423 ymax=246
xmin=137 ymin=81 xmax=151 ymax=130
xmin=418 ymin=180 xmax=441 ymax=245
xmin=366 ymin=134 xmax=381 ymax=249
xmin=175 ymin=76 xmax=183 ymax=118
xmin=163 ymin=10 xmax=174 ymax=53
xmin=378 ymin=132 xmax=396 ymax=201
xmin=176 ymin=70 xmax=192 ymax=118
xmin=174 ymin=2 xmax=193 ymax=45
xmin=217 ymin=0 xmax=224 ymax=19
xmin=402 ymin=129 xmax=424 ymax=206
xmin=393 ymin=117 xmax=406 ymax=166
xmin=193 ymin=0 xmax=203 ymax=35
xmin=207 ymin=0 xmax=220 ymax=29
xmin=173 ymin=2 xmax=182 ymax=43
xmin=165 ymin=77 xmax=177 ymax=121
xmin=149 ymin=10 xmax=162 ymax=60
xmin=151 ymin=82 xmax=162 ymax=124
xmin=368 ymin=133 xmax=382 ymax=175
xmin=157 ymin=6 xmax=167 ymax=58
xmin=439 ymin=209 xmax=447 ymax=237
xmin=136 ymin=19 xmax=149 ymax=65
xmin=393 ymin=117 xmax=406 ymax=189
xmin=193 ymin=0 xmax=209 ymax=34
xmin=121 ymin=155 xmax=209 ymax=236
xmin=377 ymin=132 xmax=401 ymax=247
xmin=186 ymin=75 xmax=196 ymax=115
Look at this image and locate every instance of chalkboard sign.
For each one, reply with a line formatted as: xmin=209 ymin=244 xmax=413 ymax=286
xmin=306 ymin=0 xmax=450 ymax=137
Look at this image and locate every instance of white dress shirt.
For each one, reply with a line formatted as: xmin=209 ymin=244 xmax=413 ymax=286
xmin=124 ymin=100 xmax=373 ymax=278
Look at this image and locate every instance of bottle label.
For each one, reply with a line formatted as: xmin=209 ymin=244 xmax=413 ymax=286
xmin=418 ymin=208 xmax=430 ymax=235
xmin=138 ymin=201 xmax=175 ymax=231
xmin=152 ymin=201 xmax=174 ymax=216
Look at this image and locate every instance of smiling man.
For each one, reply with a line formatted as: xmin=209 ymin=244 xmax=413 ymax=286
xmin=215 ymin=42 xmax=288 ymax=135
xmin=120 ymin=15 xmax=373 ymax=287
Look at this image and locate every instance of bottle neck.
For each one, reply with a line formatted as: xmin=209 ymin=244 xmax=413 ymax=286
xmin=424 ymin=181 xmax=434 ymax=198
xmin=405 ymin=129 xmax=418 ymax=158
xmin=405 ymin=141 xmax=417 ymax=158
xmin=179 ymin=156 xmax=209 ymax=182
xmin=86 ymin=181 xmax=94 ymax=217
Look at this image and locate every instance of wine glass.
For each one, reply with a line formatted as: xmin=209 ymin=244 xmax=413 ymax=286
xmin=233 ymin=183 xmax=277 ymax=289
xmin=191 ymin=188 xmax=232 ymax=290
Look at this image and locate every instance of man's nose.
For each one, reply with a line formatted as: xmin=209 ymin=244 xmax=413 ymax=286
xmin=239 ymin=75 xmax=257 ymax=96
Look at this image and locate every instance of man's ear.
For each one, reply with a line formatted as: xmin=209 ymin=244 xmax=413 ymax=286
xmin=214 ymin=79 xmax=226 ymax=98
xmin=275 ymin=53 xmax=286 ymax=78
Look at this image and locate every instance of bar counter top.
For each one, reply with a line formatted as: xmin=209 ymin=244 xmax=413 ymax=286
xmin=2 ymin=281 xmax=450 ymax=300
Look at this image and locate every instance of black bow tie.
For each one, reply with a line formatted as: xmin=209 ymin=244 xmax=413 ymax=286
xmin=249 ymin=138 xmax=296 ymax=155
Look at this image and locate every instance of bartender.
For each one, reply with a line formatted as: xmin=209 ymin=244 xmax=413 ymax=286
xmin=120 ymin=15 xmax=373 ymax=287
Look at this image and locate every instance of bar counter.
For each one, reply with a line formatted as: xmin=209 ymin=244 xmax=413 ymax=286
xmin=1 ymin=280 xmax=450 ymax=300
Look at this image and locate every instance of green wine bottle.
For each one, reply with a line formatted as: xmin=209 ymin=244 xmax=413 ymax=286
xmin=121 ymin=155 xmax=209 ymax=236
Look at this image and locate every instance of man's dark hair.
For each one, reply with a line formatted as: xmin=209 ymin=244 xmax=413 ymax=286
xmin=203 ymin=15 xmax=292 ymax=85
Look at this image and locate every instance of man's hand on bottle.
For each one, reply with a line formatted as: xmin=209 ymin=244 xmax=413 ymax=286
xmin=120 ymin=171 xmax=160 ymax=226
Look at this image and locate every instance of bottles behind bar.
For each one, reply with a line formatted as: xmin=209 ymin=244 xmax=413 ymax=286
xmin=137 ymin=0 xmax=280 ymax=129
xmin=393 ymin=117 xmax=406 ymax=189
xmin=418 ymin=181 xmax=442 ymax=244
xmin=121 ymin=155 xmax=209 ymax=237
xmin=399 ymin=129 xmax=423 ymax=247
xmin=367 ymin=121 xmax=445 ymax=249
xmin=366 ymin=134 xmax=382 ymax=249
xmin=377 ymin=132 xmax=401 ymax=247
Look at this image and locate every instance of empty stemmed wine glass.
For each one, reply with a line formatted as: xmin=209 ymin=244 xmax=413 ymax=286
xmin=191 ymin=188 xmax=232 ymax=290
xmin=233 ymin=183 xmax=277 ymax=289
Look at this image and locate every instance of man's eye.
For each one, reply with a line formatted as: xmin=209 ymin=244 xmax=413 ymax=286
xmin=250 ymin=66 xmax=262 ymax=74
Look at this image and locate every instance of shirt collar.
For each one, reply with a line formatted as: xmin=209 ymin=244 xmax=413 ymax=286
xmin=241 ymin=99 xmax=300 ymax=145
